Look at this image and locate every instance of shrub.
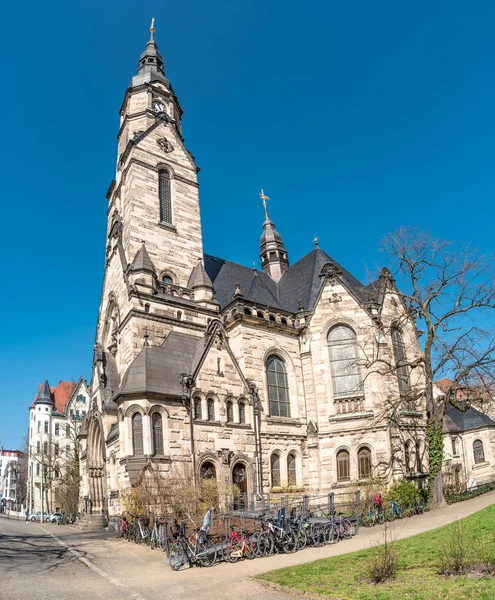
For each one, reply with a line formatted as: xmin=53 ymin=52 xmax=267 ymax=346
xmin=385 ymin=479 xmax=420 ymax=508
xmin=365 ymin=524 xmax=399 ymax=583
xmin=439 ymin=520 xmax=474 ymax=575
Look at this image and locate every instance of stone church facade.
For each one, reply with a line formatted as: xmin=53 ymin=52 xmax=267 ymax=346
xmin=79 ymin=23 xmax=427 ymax=523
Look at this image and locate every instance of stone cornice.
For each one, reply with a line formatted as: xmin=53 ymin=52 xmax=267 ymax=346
xmin=120 ymin=308 xmax=207 ymax=333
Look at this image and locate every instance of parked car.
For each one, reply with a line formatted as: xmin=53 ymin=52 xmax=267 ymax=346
xmin=49 ymin=512 xmax=63 ymax=524
xmin=29 ymin=511 xmax=51 ymax=522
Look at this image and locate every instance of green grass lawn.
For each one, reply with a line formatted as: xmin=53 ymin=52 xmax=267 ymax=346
xmin=256 ymin=504 xmax=495 ymax=600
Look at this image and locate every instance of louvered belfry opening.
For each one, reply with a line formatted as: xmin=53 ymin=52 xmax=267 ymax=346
xmin=159 ymin=169 xmax=172 ymax=223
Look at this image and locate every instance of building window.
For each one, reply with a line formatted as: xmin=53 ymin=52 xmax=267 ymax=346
xmin=194 ymin=396 xmax=202 ymax=420
xmin=200 ymin=462 xmax=216 ymax=480
xmin=270 ymin=453 xmax=281 ymax=487
xmin=452 ymin=437 xmax=458 ymax=456
xmin=473 ymin=439 xmax=485 ymax=464
xmin=66 ymin=445 xmax=70 ymax=458
xmin=82 ymin=411 xmax=86 ymax=417
xmin=36 ymin=441 xmax=40 ymax=453
xmin=77 ymin=394 xmax=86 ymax=404
xmin=55 ymin=423 xmax=60 ymax=436
xmin=358 ymin=447 xmax=372 ymax=479
xmin=152 ymin=413 xmax=164 ymax=455
xmin=43 ymin=442 xmax=48 ymax=454
xmin=37 ymin=421 xmax=41 ymax=433
xmin=287 ymin=453 xmax=297 ymax=486
xmin=161 ymin=274 xmax=173 ymax=284
xmin=144 ymin=303 xmax=150 ymax=313
xmin=55 ymin=444 xmax=59 ymax=457
xmin=36 ymin=463 xmax=40 ymax=476
xmin=207 ymin=398 xmax=215 ymax=421
xmin=239 ymin=401 xmax=246 ymax=424
xmin=66 ymin=424 xmax=71 ymax=437
xmin=404 ymin=440 xmax=413 ymax=475
xmin=415 ymin=441 xmax=423 ymax=473
xmin=132 ymin=413 xmax=144 ymax=456
xmin=328 ymin=325 xmax=363 ymax=399
xmin=391 ymin=328 xmax=410 ymax=394
xmin=336 ymin=449 xmax=350 ymax=482
xmin=266 ymin=355 xmax=290 ymax=418
xmin=159 ymin=169 xmax=172 ymax=223
xmin=54 ymin=468 xmax=60 ymax=479
xmin=44 ymin=421 xmax=49 ymax=433
xmin=226 ymin=400 xmax=234 ymax=423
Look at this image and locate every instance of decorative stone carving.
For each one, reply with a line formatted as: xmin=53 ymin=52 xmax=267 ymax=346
xmin=108 ymin=307 xmax=119 ymax=357
xmin=157 ymin=137 xmax=174 ymax=153
xmin=319 ymin=262 xmax=342 ymax=285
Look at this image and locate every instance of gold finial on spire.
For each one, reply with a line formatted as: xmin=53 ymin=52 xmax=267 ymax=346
xmin=150 ymin=17 xmax=155 ymax=32
xmin=259 ymin=189 xmax=270 ymax=220
xmin=313 ymin=235 xmax=319 ymax=248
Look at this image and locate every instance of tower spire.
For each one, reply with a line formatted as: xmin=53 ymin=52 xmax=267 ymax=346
xmin=132 ymin=18 xmax=169 ymax=87
xmin=259 ymin=190 xmax=289 ymax=281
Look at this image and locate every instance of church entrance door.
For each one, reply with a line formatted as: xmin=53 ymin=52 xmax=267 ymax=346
xmin=87 ymin=416 xmax=106 ymax=515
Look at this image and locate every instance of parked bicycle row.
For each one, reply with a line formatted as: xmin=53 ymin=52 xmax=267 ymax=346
xmin=119 ymin=506 xmax=357 ymax=570
xmin=361 ymin=493 xmax=426 ymax=527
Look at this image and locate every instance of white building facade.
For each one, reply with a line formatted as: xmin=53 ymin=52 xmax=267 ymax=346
xmin=0 ymin=449 xmax=21 ymax=509
xmin=28 ymin=378 xmax=89 ymax=513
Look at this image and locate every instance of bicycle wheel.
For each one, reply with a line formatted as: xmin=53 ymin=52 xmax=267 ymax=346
xmin=281 ymin=532 xmax=297 ymax=554
xmin=169 ymin=542 xmax=187 ymax=571
xmin=340 ymin=519 xmax=353 ymax=539
xmin=295 ymin=527 xmax=307 ymax=550
xmin=385 ymin=509 xmax=395 ymax=522
xmin=196 ymin=538 xmax=217 ymax=567
xmin=417 ymin=500 xmax=425 ymax=514
xmin=257 ymin=532 xmax=274 ymax=557
xmin=244 ymin=541 xmax=256 ymax=560
xmin=376 ymin=511 xmax=385 ymax=525
xmin=312 ymin=525 xmax=325 ymax=547
xmin=225 ymin=543 xmax=240 ymax=563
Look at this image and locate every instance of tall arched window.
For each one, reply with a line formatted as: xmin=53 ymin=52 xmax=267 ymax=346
xmin=161 ymin=274 xmax=173 ymax=285
xmin=266 ymin=355 xmax=290 ymax=417
xmin=404 ymin=440 xmax=413 ymax=475
xmin=132 ymin=413 xmax=143 ymax=456
xmin=473 ymin=439 xmax=485 ymax=464
xmin=358 ymin=447 xmax=372 ymax=479
xmin=159 ymin=169 xmax=172 ymax=224
xmin=287 ymin=453 xmax=297 ymax=486
xmin=238 ymin=401 xmax=246 ymax=424
xmin=200 ymin=461 xmax=216 ymax=480
xmin=391 ymin=328 xmax=410 ymax=394
xmin=194 ymin=396 xmax=202 ymax=420
xmin=207 ymin=398 xmax=215 ymax=421
xmin=270 ymin=453 xmax=281 ymax=487
xmin=152 ymin=413 xmax=163 ymax=455
xmin=336 ymin=449 xmax=350 ymax=482
xmin=328 ymin=325 xmax=363 ymax=398
xmin=226 ymin=400 xmax=234 ymax=423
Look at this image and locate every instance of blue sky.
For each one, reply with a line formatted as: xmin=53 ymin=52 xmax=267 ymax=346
xmin=1 ymin=0 xmax=494 ymax=449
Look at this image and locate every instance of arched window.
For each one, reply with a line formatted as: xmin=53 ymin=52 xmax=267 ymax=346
xmin=266 ymin=355 xmax=290 ymax=417
xmin=200 ymin=461 xmax=216 ymax=480
xmin=391 ymin=328 xmax=410 ymax=394
xmin=238 ymin=401 xmax=246 ymax=424
xmin=152 ymin=413 xmax=163 ymax=455
xmin=207 ymin=398 xmax=215 ymax=421
xmin=358 ymin=447 xmax=372 ymax=479
xmin=404 ymin=440 xmax=413 ymax=475
xmin=158 ymin=169 xmax=172 ymax=224
xmin=287 ymin=453 xmax=297 ymax=486
xmin=226 ymin=400 xmax=234 ymax=423
xmin=328 ymin=325 xmax=363 ymax=398
xmin=336 ymin=449 xmax=350 ymax=482
xmin=473 ymin=439 xmax=485 ymax=464
xmin=194 ymin=396 xmax=202 ymax=420
xmin=161 ymin=274 xmax=173 ymax=284
xmin=270 ymin=453 xmax=281 ymax=487
xmin=132 ymin=413 xmax=143 ymax=456
xmin=415 ymin=441 xmax=423 ymax=473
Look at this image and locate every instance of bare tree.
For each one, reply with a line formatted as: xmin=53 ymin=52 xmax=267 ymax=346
xmin=379 ymin=227 xmax=495 ymax=507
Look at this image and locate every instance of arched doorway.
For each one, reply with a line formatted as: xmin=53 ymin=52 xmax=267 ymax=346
xmin=87 ymin=416 xmax=107 ymax=514
xmin=232 ymin=462 xmax=248 ymax=510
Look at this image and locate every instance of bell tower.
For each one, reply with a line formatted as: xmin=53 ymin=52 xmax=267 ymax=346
xmin=110 ymin=19 xmax=204 ymax=287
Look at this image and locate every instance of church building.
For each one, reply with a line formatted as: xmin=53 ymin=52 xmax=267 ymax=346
xmin=79 ymin=22 xmax=427 ymax=526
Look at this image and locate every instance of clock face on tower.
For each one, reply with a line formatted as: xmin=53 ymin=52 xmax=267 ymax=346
xmin=152 ymin=100 xmax=166 ymax=114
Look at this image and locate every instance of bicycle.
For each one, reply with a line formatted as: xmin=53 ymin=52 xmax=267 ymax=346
xmin=385 ymin=500 xmax=405 ymax=521
xmin=169 ymin=521 xmax=217 ymax=570
xmin=256 ymin=514 xmax=297 ymax=556
xmin=224 ymin=526 xmax=256 ymax=562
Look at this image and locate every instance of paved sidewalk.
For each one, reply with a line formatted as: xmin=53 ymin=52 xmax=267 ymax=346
xmin=34 ymin=490 xmax=495 ymax=599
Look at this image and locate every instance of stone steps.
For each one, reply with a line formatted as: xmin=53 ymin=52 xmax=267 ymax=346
xmin=74 ymin=514 xmax=107 ymax=531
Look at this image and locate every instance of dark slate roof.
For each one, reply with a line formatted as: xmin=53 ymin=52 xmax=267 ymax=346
xmin=443 ymin=402 xmax=495 ymax=433
xmin=187 ymin=260 xmax=213 ymax=289
xmin=129 ymin=244 xmax=156 ymax=274
xmin=204 ymin=248 xmax=370 ymax=313
xmin=36 ymin=379 xmax=54 ymax=405
xmin=106 ymin=423 xmax=119 ymax=442
xmin=117 ymin=331 xmax=201 ymax=398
